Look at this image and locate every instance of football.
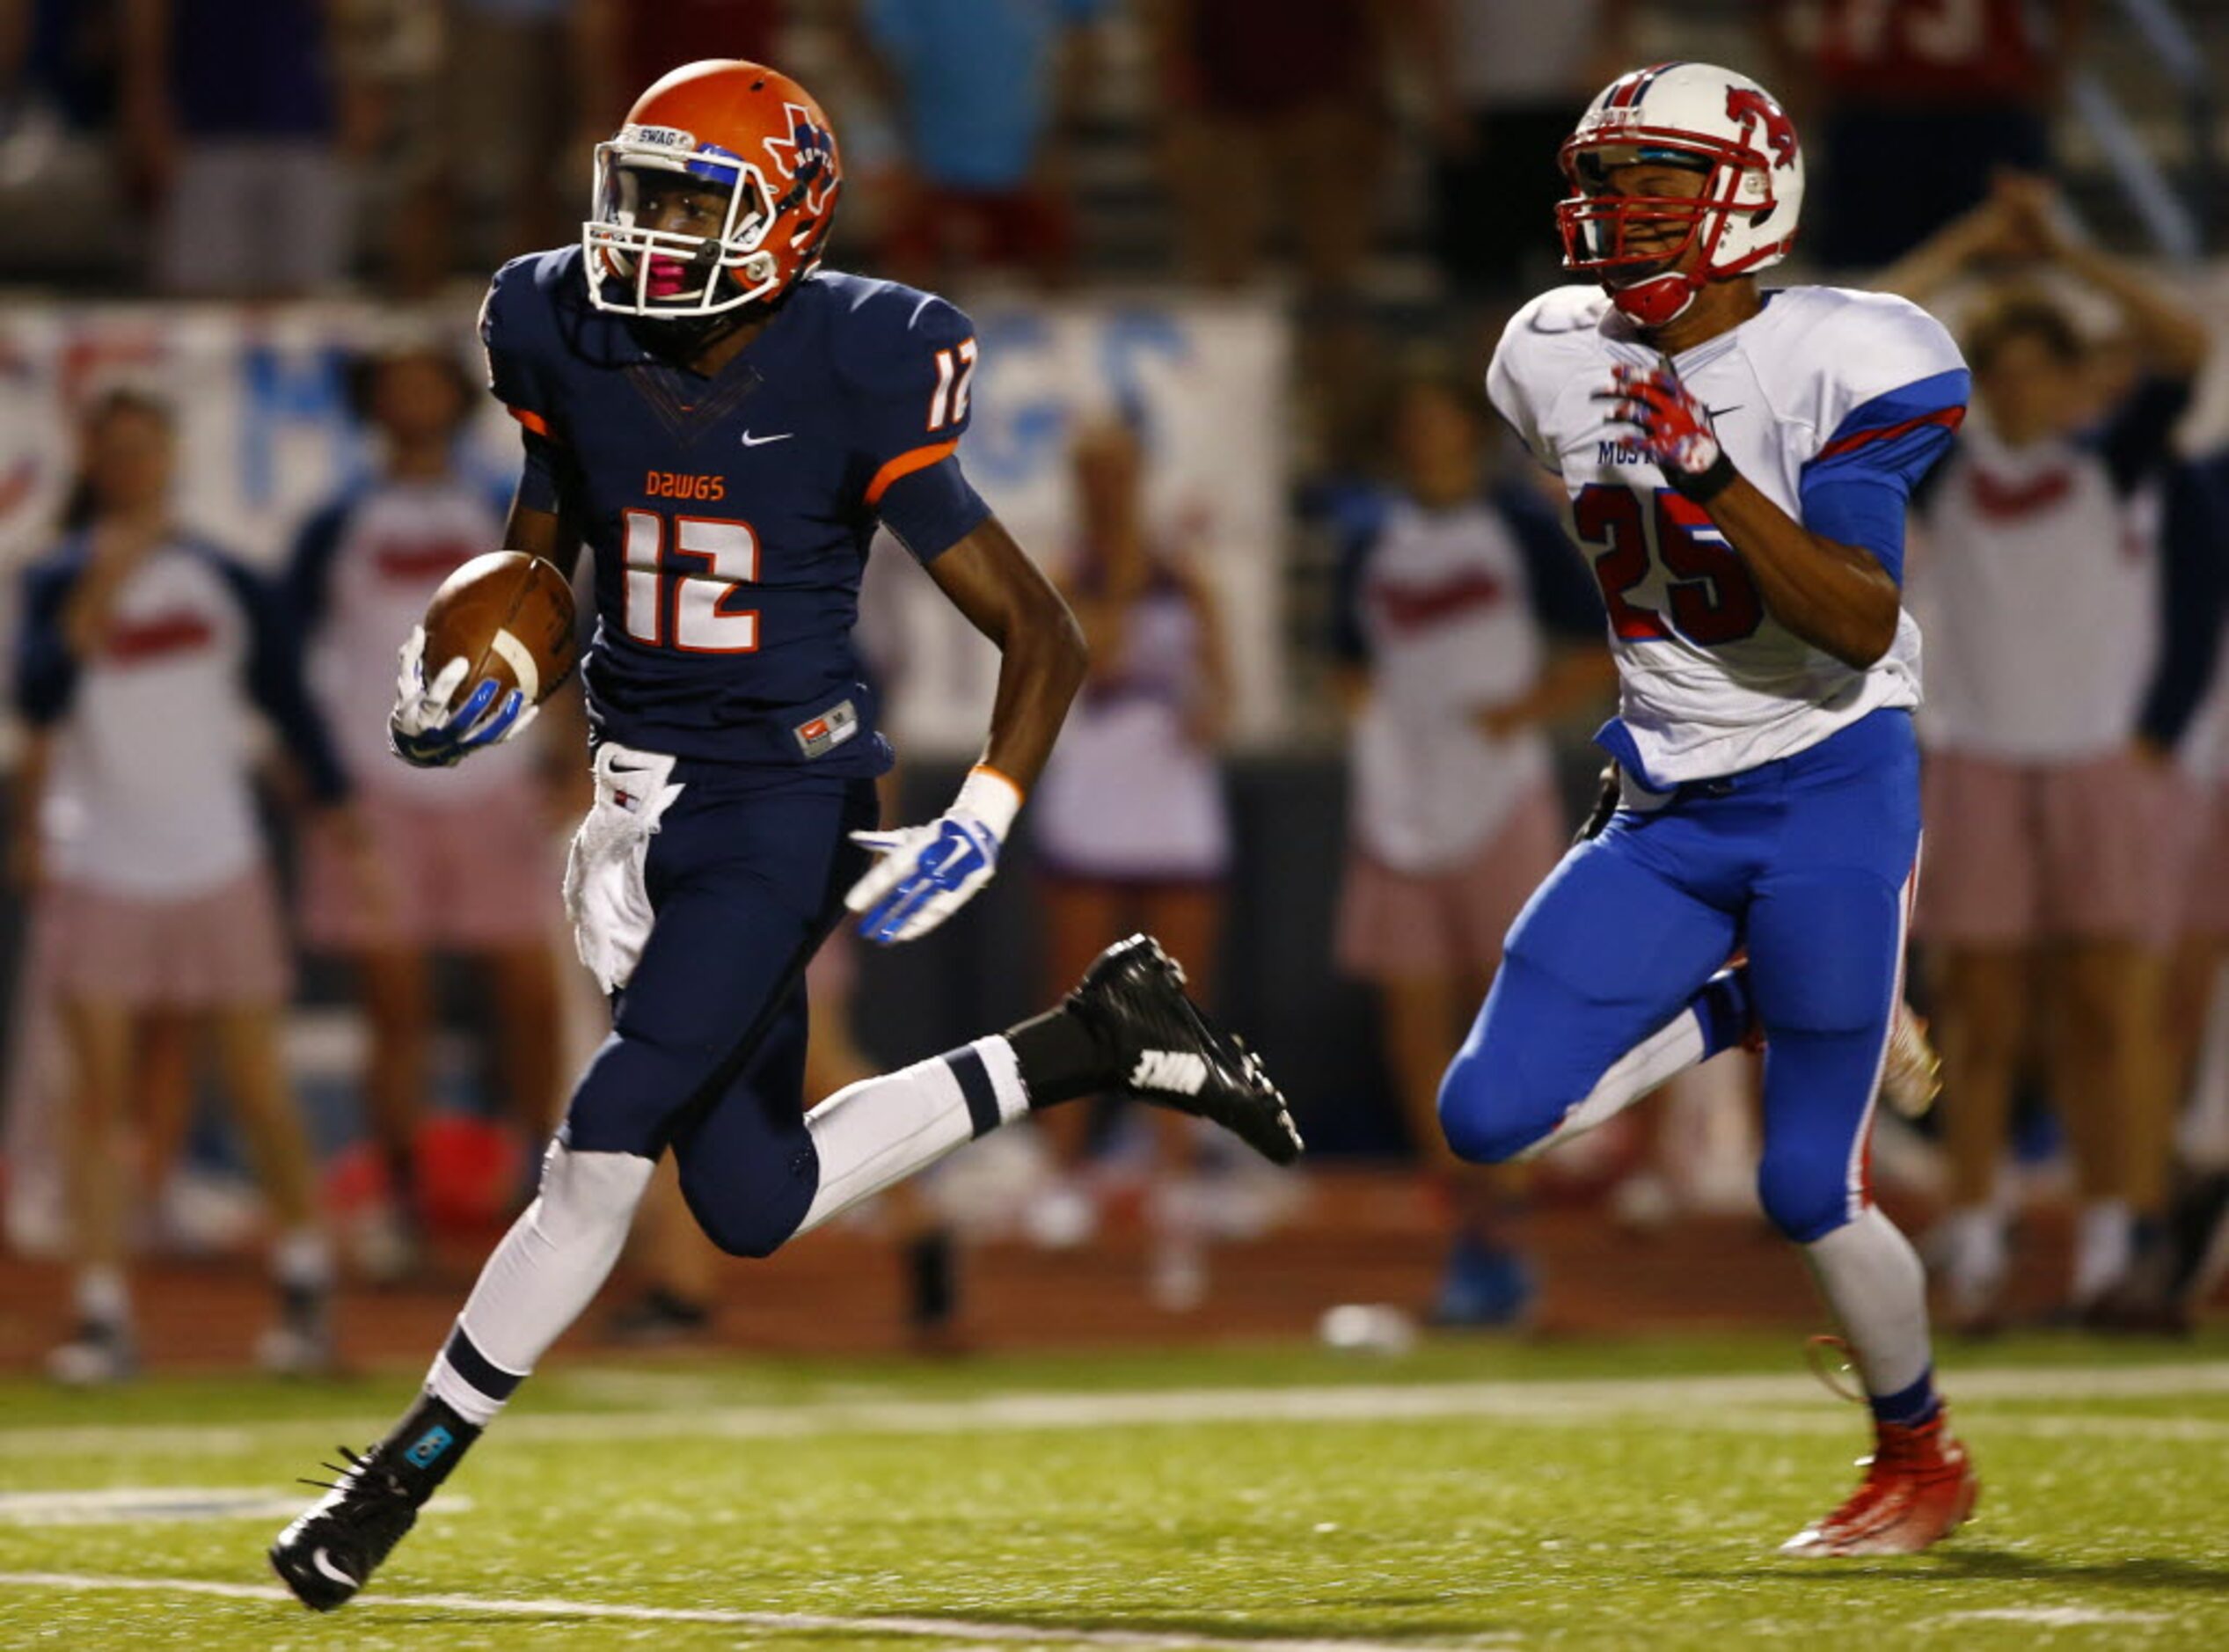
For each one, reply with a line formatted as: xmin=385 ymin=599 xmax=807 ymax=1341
xmin=420 ymin=551 xmax=578 ymax=711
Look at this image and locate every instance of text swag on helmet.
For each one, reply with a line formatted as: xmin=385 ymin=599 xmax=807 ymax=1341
xmin=583 ymin=59 xmax=842 ymax=319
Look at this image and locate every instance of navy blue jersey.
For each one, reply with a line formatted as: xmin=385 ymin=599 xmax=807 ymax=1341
xmin=480 ymin=245 xmax=991 ymax=770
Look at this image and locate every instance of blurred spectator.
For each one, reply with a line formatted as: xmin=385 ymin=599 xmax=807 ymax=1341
xmin=435 ymin=0 xmax=581 ymax=276
xmin=9 ymin=387 xmax=358 ymax=1382
xmin=577 ymin=0 xmax=784 ymax=135
xmin=1328 ymin=369 xmax=1610 ymax=1326
xmin=0 ymin=0 xmax=117 ymax=128
xmin=285 ymin=336 xmax=566 ymax=1280
xmin=2145 ymin=448 xmax=2229 ymax=1327
xmin=1884 ymin=177 xmax=2209 ymax=1328
xmin=1421 ymin=0 xmax=1634 ymax=301
xmin=0 ymin=0 xmax=133 ymax=281
xmin=1760 ymin=0 xmax=2089 ymax=268
xmin=119 ymin=0 xmax=370 ymax=296
xmin=1027 ymin=417 xmax=1233 ymax=1308
xmin=1151 ymin=0 xmax=1390 ymax=295
xmin=855 ymin=0 xmax=1105 ymax=289
xmin=334 ymin=0 xmax=447 ymax=295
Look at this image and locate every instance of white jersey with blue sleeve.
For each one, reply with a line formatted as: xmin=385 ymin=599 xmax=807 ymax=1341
xmin=1487 ymin=283 xmax=1969 ymax=786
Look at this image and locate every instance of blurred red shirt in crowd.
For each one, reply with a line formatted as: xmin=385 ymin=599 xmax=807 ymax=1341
xmin=1806 ymin=0 xmax=2061 ymax=106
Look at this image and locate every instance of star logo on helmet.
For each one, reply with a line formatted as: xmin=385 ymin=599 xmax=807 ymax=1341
xmin=762 ymin=104 xmax=836 ymax=217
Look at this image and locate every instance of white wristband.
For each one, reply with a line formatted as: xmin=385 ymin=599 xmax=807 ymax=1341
xmin=954 ymin=764 xmax=1023 ymax=844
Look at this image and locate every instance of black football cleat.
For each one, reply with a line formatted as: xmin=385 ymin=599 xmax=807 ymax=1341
xmin=269 ymin=1444 xmax=422 ymax=1611
xmin=1067 ymin=934 xmax=1304 ymax=1166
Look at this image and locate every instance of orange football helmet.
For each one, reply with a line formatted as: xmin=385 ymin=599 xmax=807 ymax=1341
xmin=583 ymin=59 xmax=841 ymax=319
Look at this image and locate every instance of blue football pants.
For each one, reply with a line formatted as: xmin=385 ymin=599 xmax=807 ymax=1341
xmin=562 ymin=765 xmax=881 ymax=1256
xmin=1439 ymin=710 xmax=1920 ymax=1243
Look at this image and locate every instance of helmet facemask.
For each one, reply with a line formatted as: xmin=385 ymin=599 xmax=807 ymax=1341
xmin=584 ymin=132 xmax=784 ymax=319
xmin=1556 ymin=135 xmax=1782 ymax=327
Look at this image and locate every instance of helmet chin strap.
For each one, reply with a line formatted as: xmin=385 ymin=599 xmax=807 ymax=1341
xmin=1607 ymin=267 xmax=1703 ymax=328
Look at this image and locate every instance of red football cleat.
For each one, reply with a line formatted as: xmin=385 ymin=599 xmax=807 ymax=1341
xmin=1780 ymin=1411 xmax=1979 ymax=1557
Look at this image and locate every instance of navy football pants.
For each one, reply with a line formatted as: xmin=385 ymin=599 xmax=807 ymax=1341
xmin=1439 ymin=710 xmax=1920 ymax=1243
xmin=561 ymin=764 xmax=880 ymax=1256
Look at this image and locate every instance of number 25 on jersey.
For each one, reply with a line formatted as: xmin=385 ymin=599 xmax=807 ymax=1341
xmin=1575 ymin=484 xmax=1764 ymax=647
xmin=621 ymin=508 xmax=760 ymax=654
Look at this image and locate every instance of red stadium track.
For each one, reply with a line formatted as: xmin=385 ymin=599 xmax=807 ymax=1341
xmin=0 ymin=1169 xmax=2203 ymax=1374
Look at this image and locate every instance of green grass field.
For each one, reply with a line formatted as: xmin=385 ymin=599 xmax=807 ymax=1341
xmin=4 ymin=1334 xmax=2227 ymax=1649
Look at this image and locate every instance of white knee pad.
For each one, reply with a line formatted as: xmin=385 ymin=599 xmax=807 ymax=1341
xmin=532 ymin=1140 xmax=654 ymax=1244
xmin=450 ymin=1142 xmax=654 ymax=1379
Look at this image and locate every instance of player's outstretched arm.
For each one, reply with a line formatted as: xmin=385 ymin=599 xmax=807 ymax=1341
xmin=846 ymin=516 xmax=1088 ymax=945
xmin=1600 ymin=363 xmax=1904 ymax=669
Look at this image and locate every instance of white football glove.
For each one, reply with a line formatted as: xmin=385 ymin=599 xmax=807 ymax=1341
xmin=388 ymin=624 xmax=538 ymax=768
xmin=845 ymin=765 xmax=1023 ymax=946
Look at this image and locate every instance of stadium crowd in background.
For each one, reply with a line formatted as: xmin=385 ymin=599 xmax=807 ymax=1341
xmin=4 ymin=0 xmax=2229 ymax=1379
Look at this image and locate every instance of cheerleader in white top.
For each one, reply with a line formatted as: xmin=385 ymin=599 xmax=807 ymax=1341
xmin=287 ymin=339 xmax=568 ymax=1274
xmin=1028 ymin=418 xmax=1236 ymax=1306
xmin=1330 ymin=369 xmax=1613 ymax=1326
xmin=10 ymin=389 xmax=369 ymax=1383
xmin=1881 ymin=177 xmax=2211 ymax=1328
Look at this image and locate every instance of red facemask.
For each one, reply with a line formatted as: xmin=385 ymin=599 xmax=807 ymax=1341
xmin=1554 ymin=139 xmax=1758 ymax=329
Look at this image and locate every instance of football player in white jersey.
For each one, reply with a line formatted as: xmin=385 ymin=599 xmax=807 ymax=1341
xmin=1444 ymin=62 xmax=1976 ymax=1555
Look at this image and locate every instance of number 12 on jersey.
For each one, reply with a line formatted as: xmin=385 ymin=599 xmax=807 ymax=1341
xmin=622 ymin=508 xmax=761 ymax=653
xmin=1574 ymin=484 xmax=1764 ymax=647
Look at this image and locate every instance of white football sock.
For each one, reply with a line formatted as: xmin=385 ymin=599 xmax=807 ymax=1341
xmin=426 ymin=1142 xmax=653 ymax=1425
xmin=75 ymin=1265 xmax=130 ymax=1327
xmin=1515 ymin=1008 xmax=1707 ymax=1160
xmin=271 ymin=1226 xmax=335 ymax=1292
xmin=1939 ymin=1204 xmax=2007 ymax=1309
xmin=2070 ymin=1198 xmax=2134 ymax=1306
xmin=1804 ymin=1206 xmax=1933 ymax=1400
xmin=795 ymin=1037 xmax=1027 ymax=1236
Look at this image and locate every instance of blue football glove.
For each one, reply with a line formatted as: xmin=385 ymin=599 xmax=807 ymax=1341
xmin=844 ymin=765 xmax=1022 ymax=945
xmin=388 ymin=624 xmax=537 ymax=769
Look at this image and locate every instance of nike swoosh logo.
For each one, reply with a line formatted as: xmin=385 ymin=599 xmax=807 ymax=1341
xmin=739 ymin=430 xmax=793 ymax=447
xmin=1706 ymin=405 xmax=1743 ymax=420
xmin=311 ymin=1547 xmax=356 ymax=1589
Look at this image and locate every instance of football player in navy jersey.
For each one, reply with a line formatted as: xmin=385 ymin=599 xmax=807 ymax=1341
xmin=272 ymin=60 xmax=1299 ymax=1612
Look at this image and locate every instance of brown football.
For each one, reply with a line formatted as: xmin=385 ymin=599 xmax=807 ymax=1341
xmin=420 ymin=552 xmax=578 ymax=711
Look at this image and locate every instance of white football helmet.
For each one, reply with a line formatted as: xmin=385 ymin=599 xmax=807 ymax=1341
xmin=1556 ymin=62 xmax=1805 ymax=327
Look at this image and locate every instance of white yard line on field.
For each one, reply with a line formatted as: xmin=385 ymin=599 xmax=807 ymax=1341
xmin=0 ymin=1571 xmax=1517 ymax=1651
xmin=0 ymin=1488 xmax=473 ymax=1526
xmin=1936 ymin=1607 xmax=2174 ymax=1628
xmin=4 ymin=1361 xmax=2227 ymax=1460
